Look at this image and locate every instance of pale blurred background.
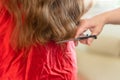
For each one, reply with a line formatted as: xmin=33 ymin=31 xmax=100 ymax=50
xmin=76 ymin=0 xmax=120 ymax=80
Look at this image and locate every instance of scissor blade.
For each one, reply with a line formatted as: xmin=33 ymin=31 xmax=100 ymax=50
xmin=56 ymin=38 xmax=77 ymax=44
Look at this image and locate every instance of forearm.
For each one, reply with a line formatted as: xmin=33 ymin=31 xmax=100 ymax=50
xmin=103 ymin=8 xmax=120 ymax=24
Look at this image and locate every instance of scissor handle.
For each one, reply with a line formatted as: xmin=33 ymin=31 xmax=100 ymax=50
xmin=76 ymin=35 xmax=97 ymax=40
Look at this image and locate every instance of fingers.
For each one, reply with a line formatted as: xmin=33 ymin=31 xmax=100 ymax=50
xmin=75 ymin=20 xmax=92 ymax=45
xmin=74 ymin=41 xmax=78 ymax=46
xmin=87 ymin=38 xmax=93 ymax=45
xmin=80 ymin=39 xmax=88 ymax=45
xmin=75 ymin=20 xmax=89 ymax=38
xmin=79 ymin=34 xmax=88 ymax=45
xmin=87 ymin=26 xmax=101 ymax=45
xmin=77 ymin=26 xmax=101 ymax=45
xmin=75 ymin=26 xmax=87 ymax=38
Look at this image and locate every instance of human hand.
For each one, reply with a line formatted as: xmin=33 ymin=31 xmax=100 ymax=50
xmin=75 ymin=14 xmax=107 ymax=45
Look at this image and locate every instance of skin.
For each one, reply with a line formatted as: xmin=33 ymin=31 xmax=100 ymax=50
xmin=75 ymin=8 xmax=120 ymax=45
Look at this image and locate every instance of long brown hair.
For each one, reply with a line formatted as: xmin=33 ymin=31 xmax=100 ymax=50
xmin=3 ymin=0 xmax=85 ymax=49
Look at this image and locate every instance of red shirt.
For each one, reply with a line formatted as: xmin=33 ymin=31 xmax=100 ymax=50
xmin=0 ymin=5 xmax=77 ymax=80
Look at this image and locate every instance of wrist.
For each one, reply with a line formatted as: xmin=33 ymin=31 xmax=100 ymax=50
xmin=101 ymin=12 xmax=110 ymax=24
xmin=91 ymin=13 xmax=107 ymax=27
xmin=96 ymin=12 xmax=109 ymax=25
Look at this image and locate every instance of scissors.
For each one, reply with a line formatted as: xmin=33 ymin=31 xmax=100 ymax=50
xmin=56 ymin=34 xmax=97 ymax=44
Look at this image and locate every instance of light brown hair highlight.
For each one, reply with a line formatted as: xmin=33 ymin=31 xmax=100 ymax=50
xmin=4 ymin=0 xmax=85 ymax=49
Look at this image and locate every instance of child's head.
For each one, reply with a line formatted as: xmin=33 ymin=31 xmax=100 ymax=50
xmin=5 ymin=0 xmax=86 ymax=48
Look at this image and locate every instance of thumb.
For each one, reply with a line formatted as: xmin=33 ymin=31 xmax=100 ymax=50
xmin=87 ymin=27 xmax=101 ymax=45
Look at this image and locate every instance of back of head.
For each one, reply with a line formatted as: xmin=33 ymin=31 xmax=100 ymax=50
xmin=5 ymin=0 xmax=85 ymax=49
